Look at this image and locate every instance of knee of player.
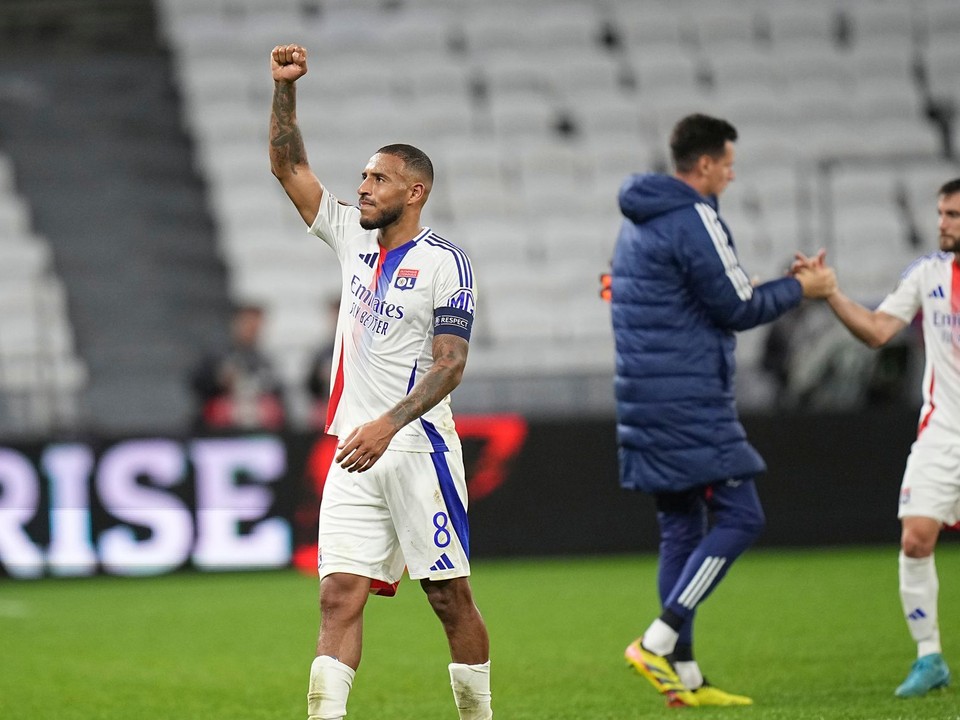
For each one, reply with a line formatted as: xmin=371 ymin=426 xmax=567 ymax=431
xmin=901 ymin=532 xmax=937 ymax=558
xmin=717 ymin=505 xmax=766 ymax=539
xmin=730 ymin=507 xmax=766 ymax=540
xmin=743 ymin=513 xmax=766 ymax=540
xmin=319 ymin=574 xmax=370 ymax=619
xmin=900 ymin=517 xmax=941 ymax=557
xmin=422 ymin=578 xmax=474 ymax=622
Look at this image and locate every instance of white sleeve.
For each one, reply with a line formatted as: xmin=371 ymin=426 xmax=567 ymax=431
xmin=431 ymin=247 xmax=477 ymax=341
xmin=433 ymin=250 xmax=477 ymax=314
xmin=876 ymin=265 xmax=922 ymax=323
xmin=307 ymin=188 xmax=361 ymax=259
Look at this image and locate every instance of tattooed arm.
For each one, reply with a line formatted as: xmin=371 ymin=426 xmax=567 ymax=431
xmin=334 ymin=334 xmax=469 ymax=473
xmin=269 ymin=44 xmax=322 ymax=225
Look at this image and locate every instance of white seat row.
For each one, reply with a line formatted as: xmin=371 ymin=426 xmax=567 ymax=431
xmin=0 ymin=152 xmax=87 ymax=433
xmin=157 ymin=0 xmax=960 ymax=413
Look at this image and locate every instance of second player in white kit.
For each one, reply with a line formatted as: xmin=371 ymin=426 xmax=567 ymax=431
xmin=877 ymin=251 xmax=960 ymax=527
xmin=811 ymin=177 xmax=960 ymax=699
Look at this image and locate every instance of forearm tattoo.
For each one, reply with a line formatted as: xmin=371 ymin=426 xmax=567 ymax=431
xmin=388 ymin=338 xmax=466 ymax=430
xmin=270 ymin=82 xmax=306 ymax=172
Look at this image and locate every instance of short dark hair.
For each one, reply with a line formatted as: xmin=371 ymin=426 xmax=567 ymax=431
xmin=938 ymin=177 xmax=960 ymax=197
xmin=377 ymin=143 xmax=434 ymax=185
xmin=669 ymin=114 xmax=738 ymax=173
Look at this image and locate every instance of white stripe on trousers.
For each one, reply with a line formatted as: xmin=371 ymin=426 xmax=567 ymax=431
xmin=677 ymin=555 xmax=727 ymax=609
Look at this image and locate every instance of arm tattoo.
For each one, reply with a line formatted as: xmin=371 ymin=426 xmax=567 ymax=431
xmin=270 ymin=82 xmax=306 ymax=172
xmin=387 ymin=337 xmax=466 ymax=430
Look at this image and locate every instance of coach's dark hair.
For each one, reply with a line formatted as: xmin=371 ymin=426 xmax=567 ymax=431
xmin=670 ymin=114 xmax=738 ymax=173
xmin=938 ymin=177 xmax=960 ymax=197
xmin=377 ymin=143 xmax=434 ymax=185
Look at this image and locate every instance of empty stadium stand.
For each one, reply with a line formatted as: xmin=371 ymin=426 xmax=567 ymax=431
xmin=156 ymin=0 xmax=960 ymax=420
xmin=0 ymin=0 xmax=232 ymax=435
xmin=1 ymin=0 xmax=959 ymax=434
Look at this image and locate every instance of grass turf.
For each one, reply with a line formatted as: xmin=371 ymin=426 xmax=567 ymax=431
xmin=0 ymin=544 xmax=957 ymax=719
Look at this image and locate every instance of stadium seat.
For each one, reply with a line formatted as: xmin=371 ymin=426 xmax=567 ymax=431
xmin=0 ymin=156 xmax=85 ymax=433
xmin=0 ymin=241 xmax=52 ymax=278
xmin=456 ymin=219 xmax=534 ymax=265
xmin=767 ymin=5 xmax=844 ymax=47
xmin=918 ymin=0 xmax=960 ymax=50
xmin=853 ymin=79 xmax=923 ymax=124
xmin=589 ymin=131 xmax=665 ymax=202
xmin=829 ymin=166 xmax=901 ymax=209
xmin=902 ymin=161 xmax=960 ymax=209
xmin=923 ymin=43 xmax=960 ymax=104
xmin=0 ymin=153 xmax=15 ymax=193
xmin=694 ymin=10 xmax=765 ymax=52
xmin=707 ymin=46 xmax=780 ymax=95
xmin=845 ymin=2 xmax=916 ymax=45
xmin=614 ymin=5 xmax=686 ymax=49
xmin=404 ymin=60 xmax=472 ymax=104
xmin=715 ymin=87 xmax=793 ymax=133
xmin=831 ymin=202 xmax=918 ymax=300
xmin=447 ymin=176 xmax=523 ymax=226
xmin=153 ymin=0 xmax=960 ymax=419
xmin=629 ymin=45 xmax=704 ymax=99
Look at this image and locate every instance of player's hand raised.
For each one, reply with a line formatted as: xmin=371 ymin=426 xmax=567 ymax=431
xmin=271 ymin=44 xmax=308 ymax=83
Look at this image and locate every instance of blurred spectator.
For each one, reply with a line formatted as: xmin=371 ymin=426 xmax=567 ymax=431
xmin=761 ymin=298 xmax=921 ymax=411
xmin=189 ymin=303 xmax=285 ymax=431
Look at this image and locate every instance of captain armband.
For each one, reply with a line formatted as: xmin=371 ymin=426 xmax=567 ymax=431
xmin=434 ymin=306 xmax=473 ymax=341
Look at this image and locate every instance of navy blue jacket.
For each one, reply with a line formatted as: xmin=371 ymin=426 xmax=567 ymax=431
xmin=611 ymin=173 xmax=802 ymax=493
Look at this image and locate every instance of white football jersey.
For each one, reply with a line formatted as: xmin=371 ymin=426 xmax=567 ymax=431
xmin=308 ymin=189 xmax=476 ymax=452
xmin=878 ymin=252 xmax=960 ymax=442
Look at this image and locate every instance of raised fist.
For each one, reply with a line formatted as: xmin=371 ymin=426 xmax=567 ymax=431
xmin=271 ymin=44 xmax=308 ymax=83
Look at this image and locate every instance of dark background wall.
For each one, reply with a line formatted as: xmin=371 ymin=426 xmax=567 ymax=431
xmin=0 ymin=409 xmax=926 ymax=578
xmin=466 ymin=410 xmax=916 ymax=557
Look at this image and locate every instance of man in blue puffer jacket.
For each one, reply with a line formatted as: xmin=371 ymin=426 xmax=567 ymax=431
xmin=613 ymin=114 xmax=837 ymax=707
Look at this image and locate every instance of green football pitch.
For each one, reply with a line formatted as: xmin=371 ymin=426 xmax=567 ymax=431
xmin=1 ymin=544 xmax=957 ymax=720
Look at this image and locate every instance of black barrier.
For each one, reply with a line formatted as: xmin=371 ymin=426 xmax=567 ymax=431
xmin=0 ymin=415 xmax=529 ymax=579
xmin=0 ymin=410 xmax=921 ymax=578
xmin=467 ymin=408 xmax=916 ymax=558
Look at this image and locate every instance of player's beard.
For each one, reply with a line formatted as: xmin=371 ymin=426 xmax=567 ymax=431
xmin=939 ymin=233 xmax=960 ymax=253
xmin=359 ymin=202 xmax=403 ymax=231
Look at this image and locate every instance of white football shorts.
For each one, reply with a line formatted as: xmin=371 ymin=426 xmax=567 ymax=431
xmin=318 ymin=447 xmax=471 ymax=585
xmin=898 ymin=438 xmax=960 ymax=526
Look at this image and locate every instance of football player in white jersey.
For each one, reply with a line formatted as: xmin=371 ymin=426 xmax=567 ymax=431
xmin=269 ymin=44 xmax=492 ymax=720
xmin=805 ymin=177 xmax=960 ymax=699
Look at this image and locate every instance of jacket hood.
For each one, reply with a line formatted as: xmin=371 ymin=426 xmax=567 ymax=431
xmin=618 ymin=173 xmax=717 ymax=224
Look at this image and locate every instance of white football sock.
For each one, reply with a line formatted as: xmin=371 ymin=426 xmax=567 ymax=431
xmin=307 ymin=655 xmax=356 ymax=720
xmin=449 ymin=661 xmax=493 ymax=720
xmin=899 ymin=551 xmax=942 ymax=657
xmin=674 ymin=660 xmax=704 ymax=690
xmin=642 ymin=618 xmax=679 ymax=657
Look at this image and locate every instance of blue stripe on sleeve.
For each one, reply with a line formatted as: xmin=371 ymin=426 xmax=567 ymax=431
xmin=425 ymin=233 xmax=473 ymax=288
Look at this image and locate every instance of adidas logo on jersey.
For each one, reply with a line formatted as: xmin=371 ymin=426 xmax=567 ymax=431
xmin=430 ymin=553 xmax=455 ymax=572
xmin=928 ymin=285 xmax=946 ymax=298
xmin=359 ymin=252 xmax=379 ymax=268
xmin=908 ymin=607 xmax=928 ymax=621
